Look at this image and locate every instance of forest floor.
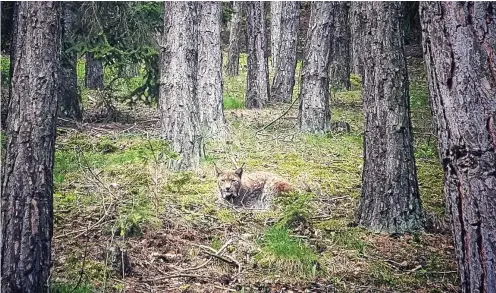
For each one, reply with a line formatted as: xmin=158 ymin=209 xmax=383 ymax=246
xmin=11 ymin=54 xmax=459 ymax=292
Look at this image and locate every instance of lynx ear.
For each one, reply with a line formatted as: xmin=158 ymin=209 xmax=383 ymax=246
xmin=213 ymin=162 xmax=222 ymax=176
xmin=234 ymin=163 xmax=245 ymax=177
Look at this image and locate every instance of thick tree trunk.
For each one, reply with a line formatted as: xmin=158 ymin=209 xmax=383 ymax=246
xmin=420 ymin=2 xmax=496 ymax=292
xmin=298 ymin=2 xmax=332 ymax=133
xmin=85 ymin=52 xmax=104 ymax=90
xmin=198 ymin=1 xmax=228 ymax=140
xmin=159 ymin=2 xmax=203 ymax=171
xmin=59 ymin=2 xmax=82 ymax=120
xmin=355 ymin=2 xmax=424 ymax=234
xmin=270 ymin=1 xmax=282 ymax=71
xmin=350 ymin=2 xmax=365 ymax=77
xmin=329 ymin=2 xmax=351 ymax=91
xmin=245 ymin=1 xmax=270 ymax=109
xmin=1 ymin=2 xmax=61 ymax=293
xmin=226 ymin=1 xmax=243 ymax=77
xmin=270 ymin=1 xmax=299 ymax=103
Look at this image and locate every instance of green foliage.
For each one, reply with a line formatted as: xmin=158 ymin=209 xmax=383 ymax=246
xmin=51 ymin=282 xmax=94 ymax=293
xmin=256 ymin=226 xmax=319 ymax=278
xmin=276 ymin=192 xmax=314 ymax=228
xmin=116 ymin=189 xmax=160 ymax=237
xmin=223 ymin=95 xmax=245 ymax=110
xmin=74 ymin=2 xmax=163 ymax=104
xmin=1 ymin=55 xmax=9 ymax=86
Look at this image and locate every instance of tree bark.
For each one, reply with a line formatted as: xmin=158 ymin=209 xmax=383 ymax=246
xmin=355 ymin=2 xmax=424 ymax=234
xmin=329 ymin=2 xmax=351 ymax=91
xmin=85 ymin=52 xmax=104 ymax=89
xmin=350 ymin=2 xmax=366 ymax=77
xmin=226 ymin=1 xmax=244 ymax=77
xmin=298 ymin=2 xmax=332 ymax=133
xmin=420 ymin=2 xmax=496 ymax=292
xmin=270 ymin=1 xmax=282 ymax=71
xmin=159 ymin=2 xmax=203 ymax=171
xmin=245 ymin=1 xmax=270 ymax=109
xmin=59 ymin=2 xmax=82 ymax=120
xmin=270 ymin=1 xmax=299 ymax=103
xmin=198 ymin=1 xmax=228 ymax=140
xmin=1 ymin=2 xmax=61 ymax=293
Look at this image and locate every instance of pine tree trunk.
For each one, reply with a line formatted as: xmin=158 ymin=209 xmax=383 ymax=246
xmin=270 ymin=1 xmax=299 ymax=103
xmin=85 ymin=52 xmax=104 ymax=89
xmin=1 ymin=2 xmax=61 ymax=293
xmin=198 ymin=1 xmax=228 ymax=140
xmin=59 ymin=2 xmax=82 ymax=120
xmin=420 ymin=2 xmax=496 ymax=291
xmin=350 ymin=2 xmax=365 ymax=76
xmin=329 ymin=1 xmax=351 ymax=91
xmin=226 ymin=1 xmax=243 ymax=77
xmin=245 ymin=1 xmax=270 ymax=109
xmin=355 ymin=2 xmax=424 ymax=234
xmin=159 ymin=2 xmax=203 ymax=171
xmin=298 ymin=2 xmax=332 ymax=133
xmin=270 ymin=1 xmax=282 ymax=71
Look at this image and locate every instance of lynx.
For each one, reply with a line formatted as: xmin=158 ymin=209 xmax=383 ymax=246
xmin=215 ymin=164 xmax=291 ymax=210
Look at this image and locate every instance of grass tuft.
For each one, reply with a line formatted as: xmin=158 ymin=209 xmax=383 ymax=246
xmin=256 ymin=226 xmax=319 ymax=279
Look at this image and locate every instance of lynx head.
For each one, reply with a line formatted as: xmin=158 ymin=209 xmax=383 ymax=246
xmin=215 ymin=164 xmax=243 ymax=202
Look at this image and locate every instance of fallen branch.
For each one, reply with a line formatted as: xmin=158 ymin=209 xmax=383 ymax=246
xmin=256 ymin=97 xmax=300 ymax=133
xmin=180 ymin=239 xmax=233 ymax=272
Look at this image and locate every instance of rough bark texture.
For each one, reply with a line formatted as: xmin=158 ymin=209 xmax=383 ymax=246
xmin=420 ymin=2 xmax=496 ymax=292
xmin=270 ymin=1 xmax=282 ymax=71
xmin=226 ymin=1 xmax=244 ymax=77
xmin=350 ymin=2 xmax=366 ymax=76
xmin=245 ymin=1 xmax=270 ymax=109
xmin=355 ymin=2 xmax=424 ymax=234
xmin=198 ymin=1 xmax=228 ymax=140
xmin=85 ymin=52 xmax=104 ymax=90
xmin=59 ymin=2 xmax=82 ymax=120
xmin=1 ymin=2 xmax=61 ymax=293
xmin=298 ymin=2 xmax=332 ymax=133
xmin=329 ymin=2 xmax=351 ymax=91
xmin=160 ymin=2 xmax=203 ymax=171
xmin=270 ymin=1 xmax=299 ymax=103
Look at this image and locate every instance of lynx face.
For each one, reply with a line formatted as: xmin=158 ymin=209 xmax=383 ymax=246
xmin=215 ymin=166 xmax=243 ymax=201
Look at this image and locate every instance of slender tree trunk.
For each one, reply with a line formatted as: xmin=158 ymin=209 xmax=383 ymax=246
xmin=270 ymin=1 xmax=282 ymax=71
xmin=245 ymin=1 xmax=269 ymax=109
xmin=198 ymin=1 xmax=228 ymax=140
xmin=350 ymin=2 xmax=365 ymax=76
xmin=226 ymin=1 xmax=243 ymax=77
xmin=329 ymin=2 xmax=351 ymax=91
xmin=298 ymin=2 xmax=332 ymax=133
xmin=355 ymin=2 xmax=424 ymax=234
xmin=1 ymin=2 xmax=61 ymax=293
xmin=270 ymin=1 xmax=299 ymax=104
xmin=159 ymin=2 xmax=203 ymax=171
xmin=420 ymin=2 xmax=496 ymax=292
xmin=119 ymin=63 xmax=139 ymax=78
xmin=59 ymin=2 xmax=82 ymax=120
xmin=85 ymin=52 xmax=104 ymax=89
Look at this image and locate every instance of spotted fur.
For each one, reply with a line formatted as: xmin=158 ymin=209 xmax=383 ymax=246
xmin=215 ymin=166 xmax=291 ymax=210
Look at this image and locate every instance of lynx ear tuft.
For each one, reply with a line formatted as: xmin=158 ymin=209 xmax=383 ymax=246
xmin=213 ymin=162 xmax=222 ymax=176
xmin=234 ymin=163 xmax=245 ymax=177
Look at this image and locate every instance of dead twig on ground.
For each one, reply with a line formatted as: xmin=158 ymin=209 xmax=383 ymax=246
xmin=180 ymin=239 xmax=233 ymax=272
xmin=256 ymin=97 xmax=300 ymax=133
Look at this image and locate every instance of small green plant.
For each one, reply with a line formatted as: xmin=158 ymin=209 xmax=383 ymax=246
xmin=256 ymin=226 xmax=319 ymax=278
xmin=276 ymin=192 xmax=314 ymax=228
xmin=224 ymin=94 xmax=245 ymax=110
xmin=51 ymin=282 xmax=94 ymax=293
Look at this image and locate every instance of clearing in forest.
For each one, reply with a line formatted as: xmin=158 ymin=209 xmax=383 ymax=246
xmin=50 ymin=55 xmax=458 ymax=292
